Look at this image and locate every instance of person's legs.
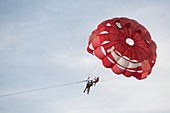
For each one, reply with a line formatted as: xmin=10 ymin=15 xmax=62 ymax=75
xmin=83 ymin=87 xmax=87 ymax=93
xmin=87 ymin=87 xmax=90 ymax=94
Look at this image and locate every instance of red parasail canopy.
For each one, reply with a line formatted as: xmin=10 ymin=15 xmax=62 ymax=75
xmin=87 ymin=17 xmax=157 ymax=80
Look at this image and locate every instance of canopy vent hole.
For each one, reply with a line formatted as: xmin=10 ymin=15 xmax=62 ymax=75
xmin=126 ymin=38 xmax=134 ymax=46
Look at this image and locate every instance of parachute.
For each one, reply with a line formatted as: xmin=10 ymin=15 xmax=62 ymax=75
xmin=87 ymin=17 xmax=157 ymax=80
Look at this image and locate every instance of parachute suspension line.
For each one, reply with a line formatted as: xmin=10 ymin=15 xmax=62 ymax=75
xmin=0 ymin=80 xmax=87 ymax=98
xmin=87 ymin=54 xmax=107 ymax=78
xmin=88 ymin=66 xmax=105 ymax=78
xmin=87 ymin=60 xmax=118 ymax=79
xmin=87 ymin=53 xmax=117 ymax=78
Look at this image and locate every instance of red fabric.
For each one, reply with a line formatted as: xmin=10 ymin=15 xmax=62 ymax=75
xmin=87 ymin=17 xmax=157 ymax=80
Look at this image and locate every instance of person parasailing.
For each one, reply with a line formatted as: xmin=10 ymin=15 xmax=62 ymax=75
xmin=83 ymin=77 xmax=99 ymax=94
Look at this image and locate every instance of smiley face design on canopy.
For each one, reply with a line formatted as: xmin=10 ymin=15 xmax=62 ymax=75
xmin=87 ymin=17 xmax=157 ymax=80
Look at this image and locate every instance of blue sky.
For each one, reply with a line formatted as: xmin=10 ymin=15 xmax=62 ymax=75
xmin=0 ymin=0 xmax=170 ymax=113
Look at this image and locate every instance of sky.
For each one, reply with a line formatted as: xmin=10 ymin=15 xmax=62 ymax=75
xmin=0 ymin=0 xmax=170 ymax=113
